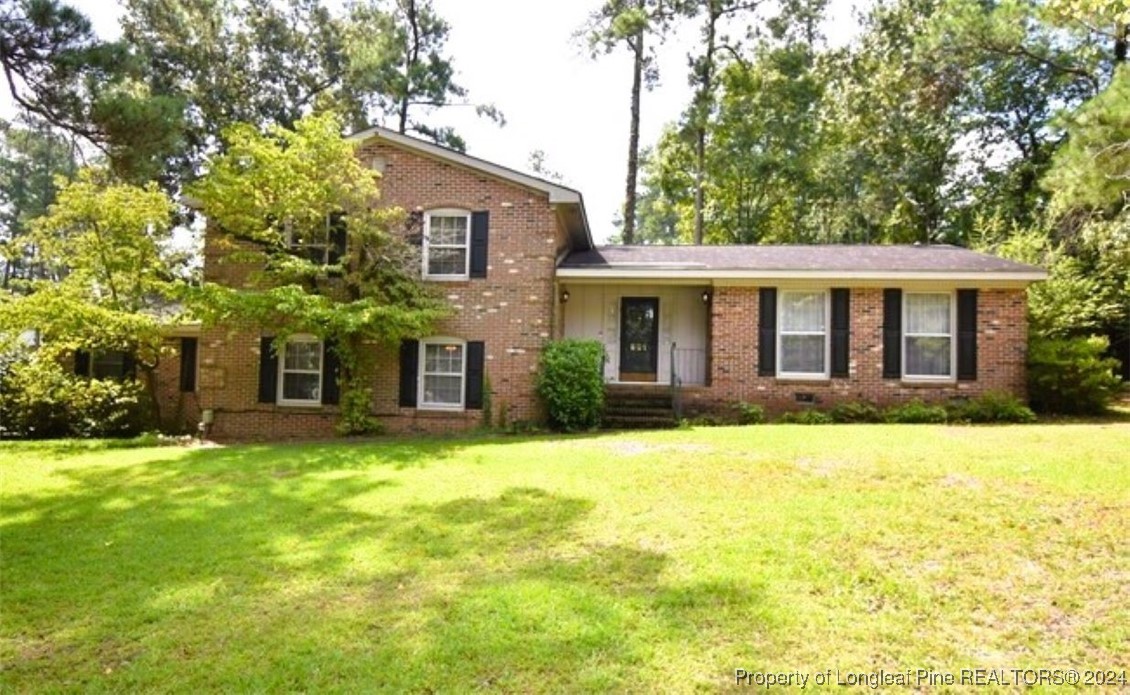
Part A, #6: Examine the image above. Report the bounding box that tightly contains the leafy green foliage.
[186,112,445,435]
[883,400,950,424]
[0,352,152,438]
[828,401,884,423]
[0,0,184,181]
[732,401,766,425]
[0,120,78,290]
[0,168,180,378]
[536,339,605,432]
[777,409,834,424]
[947,392,1037,423]
[1028,335,1122,414]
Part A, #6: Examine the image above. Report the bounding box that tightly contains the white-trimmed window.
[89,351,127,379]
[777,290,829,378]
[423,209,470,279]
[278,336,323,405]
[904,292,955,380]
[285,214,345,264]
[419,338,465,409]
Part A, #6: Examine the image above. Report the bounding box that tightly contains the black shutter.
[258,336,278,403]
[470,211,489,278]
[121,352,136,379]
[321,338,341,404]
[882,289,902,379]
[758,288,777,376]
[398,339,419,407]
[74,349,91,376]
[831,288,850,378]
[179,338,198,392]
[957,289,978,381]
[465,341,485,409]
[327,212,347,266]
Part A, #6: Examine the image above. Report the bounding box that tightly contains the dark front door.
[619,297,659,382]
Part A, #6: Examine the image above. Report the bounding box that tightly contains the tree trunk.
[1116,22,1127,65]
[692,6,719,245]
[398,0,421,134]
[622,29,644,245]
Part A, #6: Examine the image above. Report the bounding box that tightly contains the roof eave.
[556,268,1048,284]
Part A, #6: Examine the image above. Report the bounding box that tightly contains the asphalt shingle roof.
[559,244,1042,275]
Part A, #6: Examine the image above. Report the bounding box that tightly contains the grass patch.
[2,424,1128,691]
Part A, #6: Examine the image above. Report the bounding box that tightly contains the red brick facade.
[181,133,1034,440]
[194,137,561,440]
[683,285,1028,415]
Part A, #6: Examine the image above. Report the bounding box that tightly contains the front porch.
[558,283,711,387]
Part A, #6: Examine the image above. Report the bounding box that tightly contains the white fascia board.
[349,126,582,204]
[556,268,1048,284]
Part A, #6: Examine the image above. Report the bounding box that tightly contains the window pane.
[780,292,825,331]
[429,216,468,245]
[906,336,951,376]
[92,351,125,379]
[425,343,463,374]
[906,294,951,334]
[283,372,321,401]
[284,342,321,371]
[427,248,467,276]
[424,374,462,405]
[780,335,825,374]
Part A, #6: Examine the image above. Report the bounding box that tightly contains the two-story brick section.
[154,126,1046,439]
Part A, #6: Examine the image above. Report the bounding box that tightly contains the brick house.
[156,126,1046,438]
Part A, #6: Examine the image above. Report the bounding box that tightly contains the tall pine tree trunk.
[622,29,644,245]
[692,5,719,245]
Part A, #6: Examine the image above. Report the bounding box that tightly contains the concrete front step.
[603,386,676,430]
[602,414,679,430]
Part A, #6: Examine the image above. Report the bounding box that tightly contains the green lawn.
[2,423,1128,692]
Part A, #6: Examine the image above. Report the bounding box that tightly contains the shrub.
[733,402,766,425]
[949,392,1036,424]
[778,409,834,424]
[829,401,883,423]
[0,353,153,438]
[1027,335,1122,414]
[536,339,605,431]
[884,400,949,424]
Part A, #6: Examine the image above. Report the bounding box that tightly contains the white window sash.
[903,292,956,380]
[423,211,471,279]
[777,290,830,379]
[418,339,466,410]
[277,338,324,406]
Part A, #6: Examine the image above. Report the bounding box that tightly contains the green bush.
[949,391,1036,424]
[1027,335,1122,414]
[884,400,949,424]
[829,401,883,423]
[536,339,605,432]
[732,402,766,425]
[778,409,834,424]
[0,353,152,439]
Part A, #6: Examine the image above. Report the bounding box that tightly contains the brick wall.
[683,285,1028,415]
[196,138,561,440]
[150,337,201,434]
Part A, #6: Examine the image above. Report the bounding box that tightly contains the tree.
[343,0,503,151]
[185,112,447,434]
[0,0,184,181]
[681,0,769,244]
[0,119,78,289]
[583,0,673,244]
[121,0,499,186]
[0,167,181,424]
